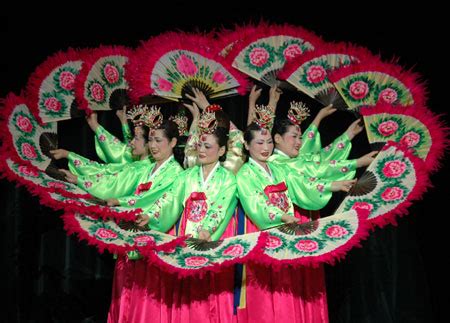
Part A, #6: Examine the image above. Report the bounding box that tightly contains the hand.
[86,112,99,131]
[198,229,211,241]
[249,85,262,105]
[49,149,69,160]
[356,151,378,168]
[268,85,282,110]
[185,88,210,110]
[135,214,150,227]
[116,106,128,125]
[281,214,299,224]
[183,102,200,120]
[345,119,364,140]
[58,169,78,184]
[315,104,336,122]
[331,179,357,193]
[106,198,120,207]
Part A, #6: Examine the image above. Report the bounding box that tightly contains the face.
[131,126,148,157]
[197,134,225,166]
[275,125,302,158]
[245,129,274,162]
[148,129,176,162]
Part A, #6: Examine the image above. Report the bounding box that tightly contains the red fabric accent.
[293,205,320,223]
[134,181,152,195]
[263,182,287,196]
[205,104,222,112]
[179,192,207,235]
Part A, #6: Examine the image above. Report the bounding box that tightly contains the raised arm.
[248,85,262,125]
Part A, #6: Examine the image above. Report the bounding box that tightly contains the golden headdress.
[254,104,275,130]
[198,104,223,135]
[126,104,150,127]
[169,112,188,136]
[287,101,310,125]
[142,105,164,130]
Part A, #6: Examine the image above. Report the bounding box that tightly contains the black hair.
[272,118,296,138]
[212,110,230,162]
[158,119,179,141]
[243,122,267,144]
[173,135,187,166]
[214,127,229,162]
[133,125,150,144]
[242,122,273,161]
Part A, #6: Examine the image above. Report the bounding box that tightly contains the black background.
[1,5,448,322]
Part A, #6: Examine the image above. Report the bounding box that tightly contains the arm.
[94,124,135,164]
[116,106,133,143]
[74,162,151,200]
[299,105,336,156]
[267,85,282,112]
[133,172,186,232]
[316,119,363,161]
[248,85,262,125]
[66,151,125,177]
[236,169,289,230]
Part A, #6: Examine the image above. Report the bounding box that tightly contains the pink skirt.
[235,217,329,323]
[108,216,237,323]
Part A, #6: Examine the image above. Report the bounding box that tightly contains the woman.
[51,105,181,201]
[109,103,238,322]
[235,116,368,322]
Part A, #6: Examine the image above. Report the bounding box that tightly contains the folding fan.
[3,94,58,172]
[128,32,248,103]
[75,46,132,113]
[361,104,435,160]
[334,142,429,228]
[61,211,188,255]
[25,48,85,123]
[1,157,89,198]
[328,61,426,113]
[145,231,264,276]
[259,208,369,267]
[0,156,141,222]
[278,43,378,109]
[224,23,323,88]
[44,191,140,221]
[215,24,261,58]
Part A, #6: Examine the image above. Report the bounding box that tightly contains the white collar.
[200,161,220,187]
[249,157,273,180]
[150,155,174,180]
[273,148,290,158]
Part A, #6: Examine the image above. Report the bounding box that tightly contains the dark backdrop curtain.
[1,8,448,323]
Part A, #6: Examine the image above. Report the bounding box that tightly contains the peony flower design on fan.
[150,50,242,100]
[75,47,132,113]
[362,104,433,162]
[25,49,84,123]
[5,95,57,171]
[4,158,87,197]
[62,212,185,255]
[329,61,426,112]
[336,143,426,228]
[278,42,376,109]
[262,209,366,264]
[127,31,248,103]
[233,35,315,87]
